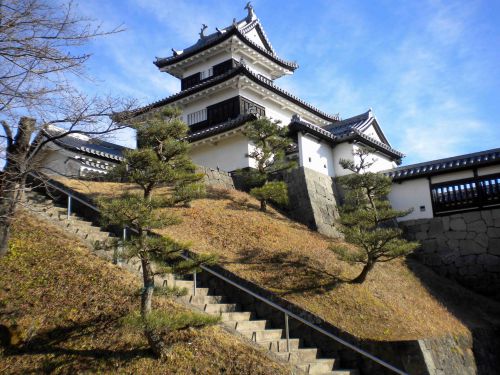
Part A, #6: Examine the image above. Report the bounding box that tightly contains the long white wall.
[189,132,251,172]
[298,132,335,176]
[388,178,434,221]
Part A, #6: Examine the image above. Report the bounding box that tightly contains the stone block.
[481,210,494,226]
[467,232,477,239]
[475,232,489,248]
[489,239,500,255]
[450,218,466,231]
[415,231,428,241]
[447,239,459,250]
[459,240,485,255]
[462,255,477,265]
[468,219,487,233]
[494,219,500,227]
[487,227,500,239]
[491,209,500,219]
[463,211,482,223]
[428,220,444,236]
[477,254,500,267]
[422,239,439,252]
[442,216,450,231]
[446,231,467,240]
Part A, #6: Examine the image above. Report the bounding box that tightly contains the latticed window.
[186,108,207,125]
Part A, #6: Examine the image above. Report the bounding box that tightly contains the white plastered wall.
[388,178,434,221]
[430,170,474,184]
[298,132,335,176]
[478,165,500,176]
[182,51,233,78]
[189,132,251,172]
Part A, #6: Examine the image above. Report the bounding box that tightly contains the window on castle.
[187,108,207,126]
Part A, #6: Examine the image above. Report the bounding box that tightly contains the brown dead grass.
[52,178,500,341]
[0,212,288,374]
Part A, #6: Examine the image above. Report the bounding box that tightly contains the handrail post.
[67,195,72,220]
[285,313,290,353]
[193,271,197,296]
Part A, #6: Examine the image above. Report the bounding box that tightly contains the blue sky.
[75,0,500,165]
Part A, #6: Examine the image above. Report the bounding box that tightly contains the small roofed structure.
[385,148,500,221]
[33,125,127,177]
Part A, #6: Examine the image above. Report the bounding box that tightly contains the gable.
[244,27,268,50]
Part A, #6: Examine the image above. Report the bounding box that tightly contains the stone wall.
[196,165,235,190]
[402,208,500,299]
[278,167,341,238]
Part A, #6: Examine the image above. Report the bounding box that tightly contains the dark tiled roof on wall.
[43,126,127,162]
[289,117,404,160]
[385,148,500,181]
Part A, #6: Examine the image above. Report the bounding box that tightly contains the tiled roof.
[43,125,127,162]
[289,117,404,160]
[127,64,339,122]
[188,114,256,142]
[325,110,390,145]
[154,18,297,71]
[385,148,500,181]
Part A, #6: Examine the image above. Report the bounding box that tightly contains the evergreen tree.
[98,107,215,357]
[238,118,295,212]
[331,148,419,283]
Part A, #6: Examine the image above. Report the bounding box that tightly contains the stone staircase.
[25,189,359,375]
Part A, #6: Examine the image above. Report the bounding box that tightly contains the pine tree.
[98,107,215,357]
[331,148,419,283]
[238,117,295,212]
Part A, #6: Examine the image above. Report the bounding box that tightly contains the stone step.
[162,279,194,290]
[274,348,318,363]
[196,303,239,314]
[228,319,267,331]
[180,294,225,305]
[296,359,335,374]
[258,338,300,352]
[240,329,283,342]
[220,311,252,322]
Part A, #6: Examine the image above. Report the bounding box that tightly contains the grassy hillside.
[0,212,289,374]
[54,178,500,341]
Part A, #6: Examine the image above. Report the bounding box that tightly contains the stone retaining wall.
[196,165,235,190]
[402,208,500,299]
[277,167,341,238]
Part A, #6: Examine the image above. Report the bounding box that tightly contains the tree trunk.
[0,117,36,257]
[260,199,267,212]
[351,260,375,284]
[140,255,167,357]
[140,256,154,317]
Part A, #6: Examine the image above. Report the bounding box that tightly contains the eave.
[155,29,297,79]
[385,148,500,182]
[126,65,339,124]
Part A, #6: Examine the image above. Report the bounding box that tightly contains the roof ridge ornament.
[244,2,256,22]
[199,24,208,39]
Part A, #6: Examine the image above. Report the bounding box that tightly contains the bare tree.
[0,0,134,256]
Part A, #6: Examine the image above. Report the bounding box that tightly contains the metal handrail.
[27,173,407,374]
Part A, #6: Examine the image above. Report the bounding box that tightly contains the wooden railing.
[430,173,500,215]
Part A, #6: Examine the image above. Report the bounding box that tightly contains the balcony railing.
[430,173,500,215]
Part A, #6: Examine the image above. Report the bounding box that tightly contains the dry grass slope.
[0,212,289,374]
[54,178,500,341]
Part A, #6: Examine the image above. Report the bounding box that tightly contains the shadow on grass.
[232,246,345,296]
[4,315,153,373]
[405,257,500,374]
